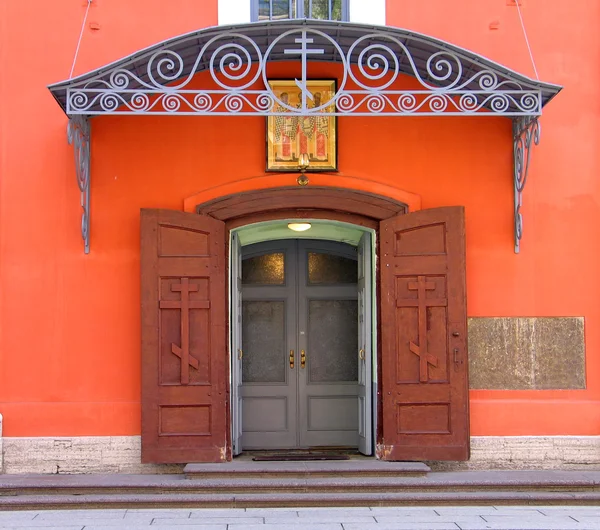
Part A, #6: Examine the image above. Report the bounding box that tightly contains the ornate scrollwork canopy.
[49,20,560,117]
[47,20,561,253]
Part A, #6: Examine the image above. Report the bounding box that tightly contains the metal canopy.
[48,20,561,254]
[49,20,560,117]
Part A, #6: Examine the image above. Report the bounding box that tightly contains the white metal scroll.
[65,27,542,117]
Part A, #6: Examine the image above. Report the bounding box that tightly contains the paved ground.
[1,506,600,530]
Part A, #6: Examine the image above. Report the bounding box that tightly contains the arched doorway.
[140,187,469,463]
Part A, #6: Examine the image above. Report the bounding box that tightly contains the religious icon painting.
[266,79,337,172]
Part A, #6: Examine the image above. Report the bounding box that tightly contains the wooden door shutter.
[141,209,227,463]
[380,207,469,461]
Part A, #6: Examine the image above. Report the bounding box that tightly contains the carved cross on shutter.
[142,210,227,464]
[406,275,439,382]
[159,277,209,385]
[380,207,469,461]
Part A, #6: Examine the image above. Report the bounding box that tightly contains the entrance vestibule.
[230,220,375,455]
[140,191,469,464]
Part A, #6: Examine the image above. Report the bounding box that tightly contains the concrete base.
[430,436,600,471]
[1,435,600,474]
[1,436,183,475]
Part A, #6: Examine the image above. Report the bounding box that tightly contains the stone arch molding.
[183,175,422,215]
[193,186,409,223]
[47,20,561,254]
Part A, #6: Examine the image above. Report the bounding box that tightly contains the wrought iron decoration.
[55,24,554,253]
[67,115,91,254]
[65,28,542,117]
[513,116,540,253]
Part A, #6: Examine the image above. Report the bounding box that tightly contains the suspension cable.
[69,0,93,79]
[515,1,539,80]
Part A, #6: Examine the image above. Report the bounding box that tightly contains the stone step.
[2,490,600,510]
[2,475,598,497]
[2,470,599,502]
[183,460,431,478]
[3,470,599,510]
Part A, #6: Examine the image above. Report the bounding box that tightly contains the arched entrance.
[212,189,395,456]
[140,186,469,463]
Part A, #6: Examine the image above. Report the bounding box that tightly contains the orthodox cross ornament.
[284,33,324,111]
[49,21,560,253]
[406,276,441,383]
[159,278,208,385]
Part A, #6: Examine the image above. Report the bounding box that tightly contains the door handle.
[300,350,306,369]
[359,348,365,361]
[238,349,243,360]
[453,348,460,368]
[289,350,295,369]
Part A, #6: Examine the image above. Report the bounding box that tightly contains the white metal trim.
[219,0,252,25]
[61,25,547,117]
[349,0,385,26]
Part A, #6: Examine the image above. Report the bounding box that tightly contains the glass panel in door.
[242,301,286,383]
[242,253,285,285]
[308,299,358,382]
[307,252,358,284]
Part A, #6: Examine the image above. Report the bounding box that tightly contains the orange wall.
[1,0,599,437]
[386,0,600,435]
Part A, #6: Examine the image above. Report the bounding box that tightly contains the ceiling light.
[288,223,312,232]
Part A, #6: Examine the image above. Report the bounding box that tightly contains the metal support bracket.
[67,115,91,254]
[64,112,540,256]
[513,115,540,253]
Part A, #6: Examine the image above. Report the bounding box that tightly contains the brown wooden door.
[380,206,469,461]
[141,209,227,463]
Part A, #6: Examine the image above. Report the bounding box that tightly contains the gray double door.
[235,238,370,451]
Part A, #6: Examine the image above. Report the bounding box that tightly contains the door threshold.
[249,449,359,462]
[236,449,370,462]
[183,459,431,478]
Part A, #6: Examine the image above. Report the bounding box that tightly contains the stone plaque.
[468,317,585,390]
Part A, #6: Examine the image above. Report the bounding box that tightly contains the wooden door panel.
[158,224,210,256]
[394,276,449,384]
[141,209,227,464]
[380,207,469,462]
[397,385,451,402]
[396,403,451,434]
[392,222,447,255]
[159,277,211,386]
